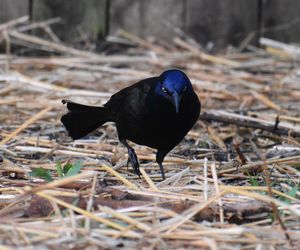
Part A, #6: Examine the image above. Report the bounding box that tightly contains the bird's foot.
[127,148,141,177]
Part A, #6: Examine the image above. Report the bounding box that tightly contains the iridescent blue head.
[155,69,193,113]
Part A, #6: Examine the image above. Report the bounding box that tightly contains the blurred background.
[1,0,300,52]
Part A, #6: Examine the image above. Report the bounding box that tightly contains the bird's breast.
[115,90,200,150]
[129,95,199,149]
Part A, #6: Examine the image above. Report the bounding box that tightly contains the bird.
[61,69,200,179]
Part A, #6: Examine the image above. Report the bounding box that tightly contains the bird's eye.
[162,87,168,93]
[182,86,187,92]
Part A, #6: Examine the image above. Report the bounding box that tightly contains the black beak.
[172,91,180,113]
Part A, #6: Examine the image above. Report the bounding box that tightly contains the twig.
[0,106,52,145]
[84,173,98,231]
[9,30,101,58]
[140,167,159,191]
[200,111,300,137]
[100,165,140,191]
[17,17,62,32]
[161,191,227,233]
[118,29,166,54]
[203,158,208,201]
[233,143,247,165]
[0,16,29,31]
[251,141,293,247]
[174,37,239,67]
[250,90,283,112]
[211,163,224,223]
[260,37,300,60]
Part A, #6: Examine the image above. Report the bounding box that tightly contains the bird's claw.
[127,148,141,177]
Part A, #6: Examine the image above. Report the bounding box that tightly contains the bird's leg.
[158,162,166,180]
[156,150,168,180]
[120,139,140,177]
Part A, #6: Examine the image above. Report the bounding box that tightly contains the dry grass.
[0,17,300,249]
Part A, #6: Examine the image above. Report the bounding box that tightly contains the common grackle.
[61,69,200,179]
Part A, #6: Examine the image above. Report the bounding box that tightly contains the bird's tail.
[61,100,111,140]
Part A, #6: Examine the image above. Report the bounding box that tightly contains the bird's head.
[155,69,193,113]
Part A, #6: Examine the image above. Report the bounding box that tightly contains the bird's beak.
[172,91,180,113]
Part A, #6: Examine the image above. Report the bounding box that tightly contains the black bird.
[61,69,200,179]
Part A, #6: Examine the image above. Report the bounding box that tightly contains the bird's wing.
[104,77,157,114]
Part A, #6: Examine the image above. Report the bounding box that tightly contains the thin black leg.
[120,139,140,177]
[156,149,169,180]
[158,162,166,180]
